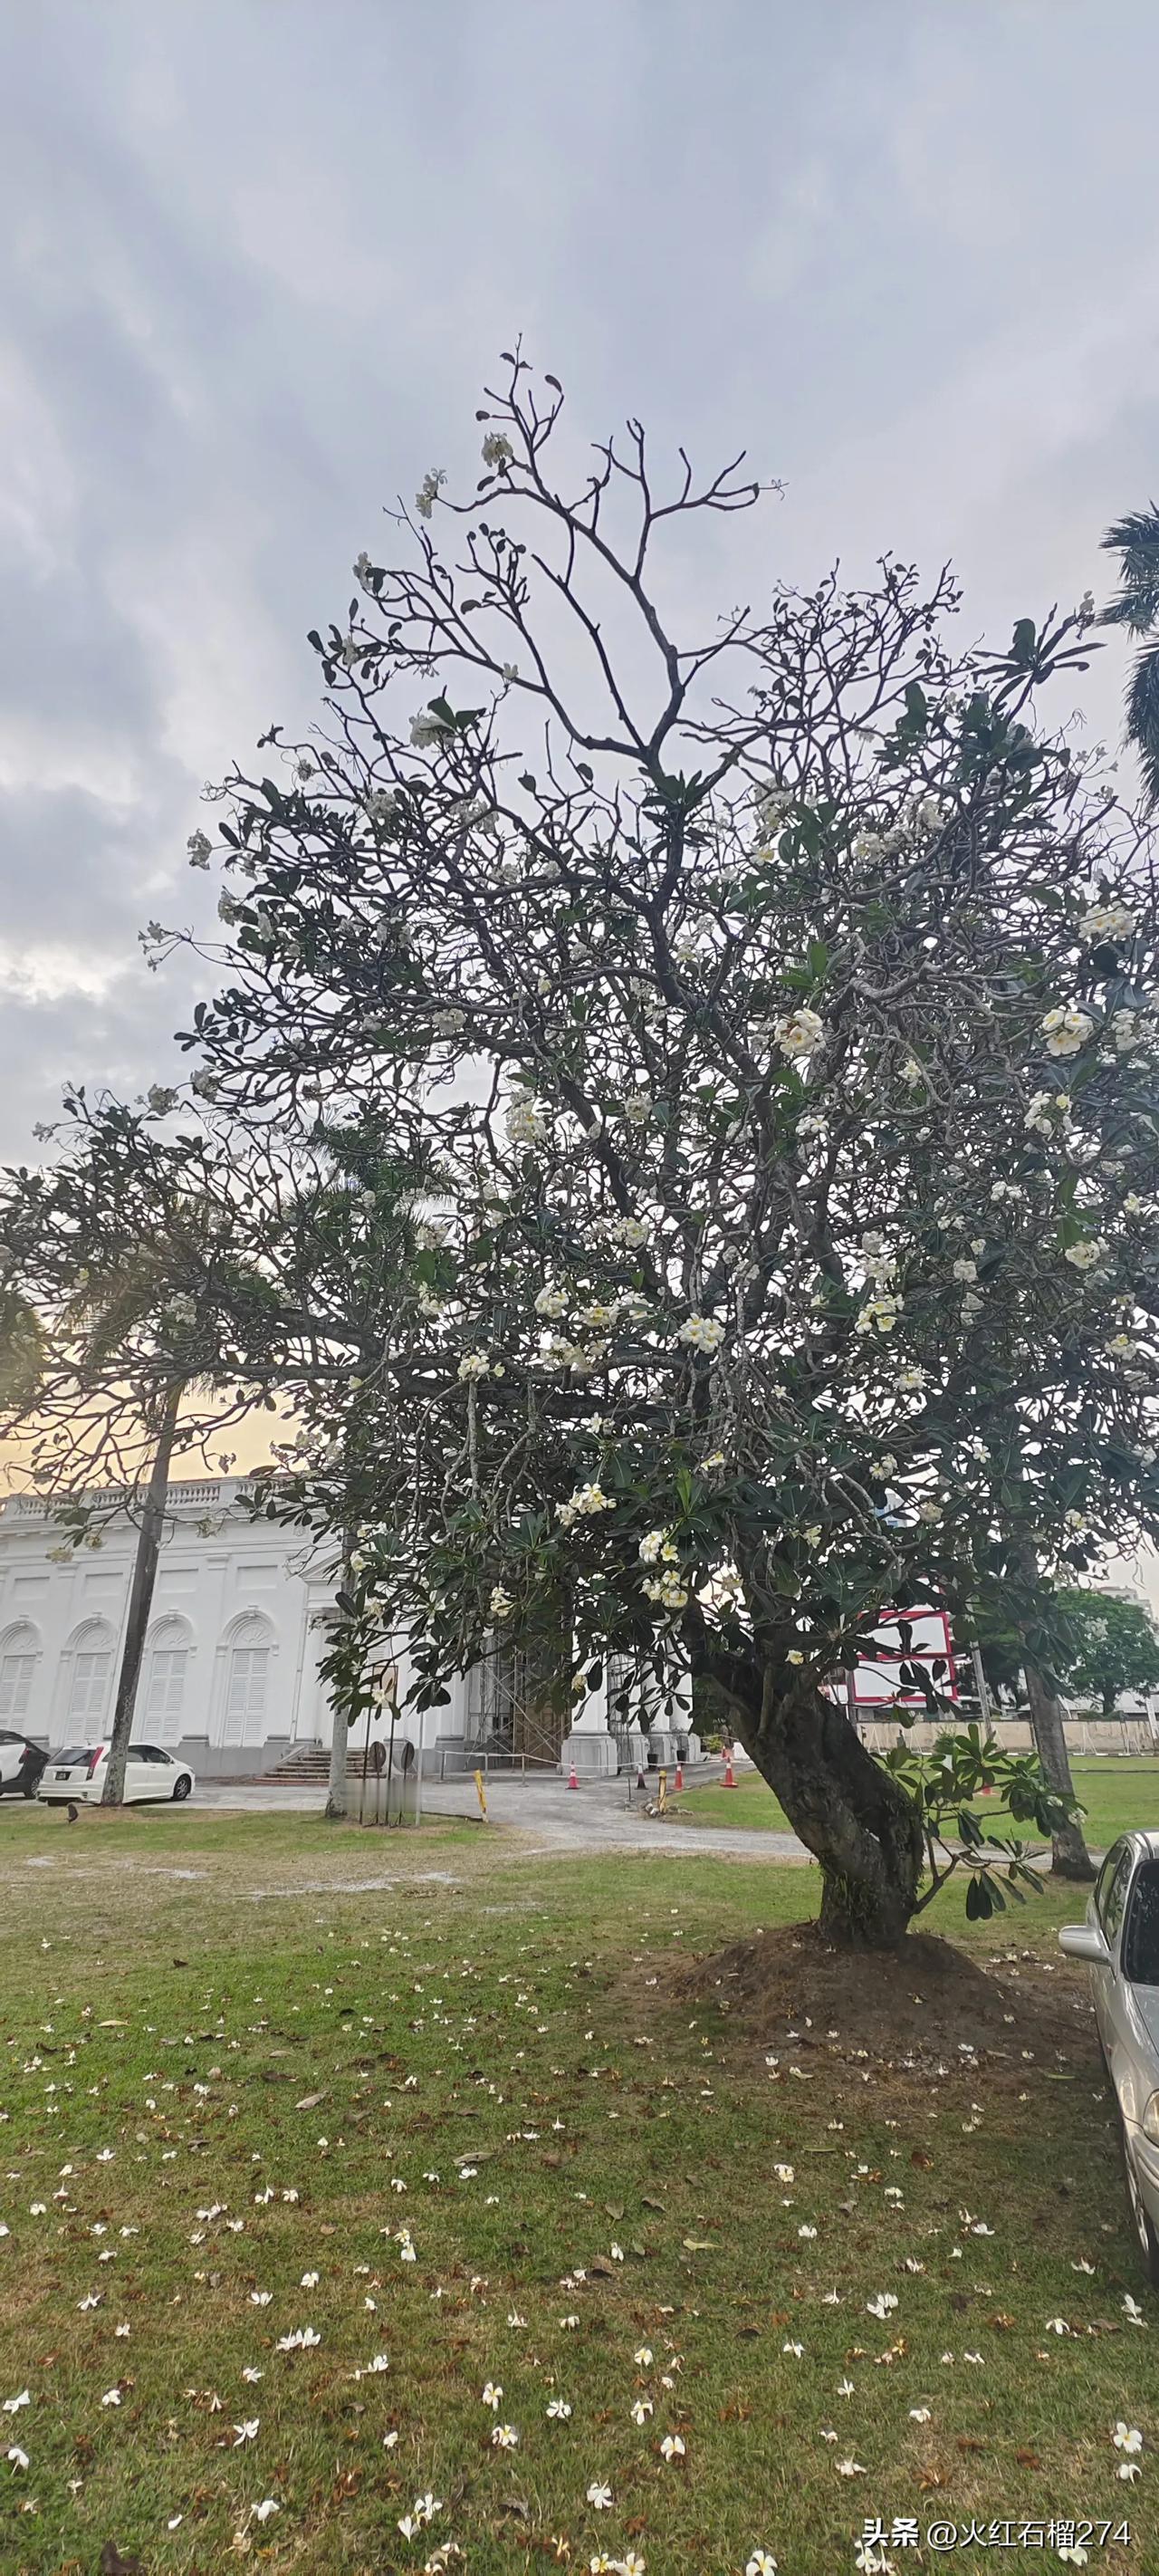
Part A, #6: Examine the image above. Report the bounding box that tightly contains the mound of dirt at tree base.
[672,1923,1098,2090]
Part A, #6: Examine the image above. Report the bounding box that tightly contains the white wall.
[0,1480,471,1778]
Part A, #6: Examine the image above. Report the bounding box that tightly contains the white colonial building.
[0,1477,697,1780]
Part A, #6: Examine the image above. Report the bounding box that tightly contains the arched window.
[221,1612,275,1746]
[63,1619,116,1728]
[143,1615,193,1745]
[0,1620,41,1723]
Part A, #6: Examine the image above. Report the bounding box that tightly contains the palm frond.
[0,1288,45,1412]
[1100,505,1159,630]
[1125,636,1159,810]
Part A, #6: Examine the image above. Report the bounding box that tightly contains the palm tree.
[1101,505,1159,806]
[0,1285,45,1412]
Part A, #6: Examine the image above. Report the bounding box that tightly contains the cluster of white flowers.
[639,1529,679,1566]
[539,1338,601,1375]
[190,1069,221,1102]
[855,1293,901,1337]
[1025,1090,1071,1136]
[860,1231,896,1286]
[481,429,513,469]
[534,1286,570,1319]
[952,1257,978,1284]
[1064,1238,1106,1273]
[430,1005,465,1037]
[1081,899,1135,943]
[774,1004,824,1061]
[899,1056,924,1087]
[622,1090,653,1127]
[409,709,448,750]
[754,783,794,834]
[596,1212,649,1250]
[415,467,445,520]
[677,1314,725,1356]
[363,789,396,826]
[352,549,375,592]
[1109,1006,1154,1054]
[1041,1004,1094,1059]
[643,1570,689,1612]
[457,1353,492,1382]
[506,1099,547,1148]
[895,1363,927,1392]
[557,1483,617,1531]
[488,1585,513,1619]
[146,1085,177,1117]
[187,829,212,870]
[217,891,241,926]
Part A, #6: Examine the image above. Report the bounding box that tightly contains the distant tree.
[1055,1584,1159,1717]
[1100,505,1159,807]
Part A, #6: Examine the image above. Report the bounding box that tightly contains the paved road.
[191,1771,809,1863]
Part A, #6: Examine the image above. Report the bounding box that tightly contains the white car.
[0,1730,49,1796]
[37,1742,196,1805]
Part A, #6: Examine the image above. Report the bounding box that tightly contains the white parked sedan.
[37,1742,196,1805]
[1060,1829,1159,2284]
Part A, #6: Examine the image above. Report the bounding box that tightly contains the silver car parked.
[1060,1830,1159,2284]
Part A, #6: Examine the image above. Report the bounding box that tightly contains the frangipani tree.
[31,357,1159,1941]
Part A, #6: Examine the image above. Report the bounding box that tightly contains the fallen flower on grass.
[908,2407,932,2424]
[745,2551,777,2576]
[659,2434,685,2461]
[253,2502,280,2523]
[633,2345,652,2367]
[629,2399,652,2425]
[1118,2462,1142,2483]
[547,2399,572,2420]
[482,2382,503,2410]
[101,2389,121,2408]
[491,2424,519,2449]
[5,2446,28,2472]
[586,2480,613,2509]
[835,2457,867,2477]
[2,2393,29,2415]
[1113,2423,1144,2453]
[232,2420,259,2446]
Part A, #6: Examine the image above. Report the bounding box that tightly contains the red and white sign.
[847,1605,958,1707]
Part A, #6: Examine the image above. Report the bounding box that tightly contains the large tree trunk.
[1022,1658,1096,1879]
[101,1383,182,1807]
[719,1661,924,1946]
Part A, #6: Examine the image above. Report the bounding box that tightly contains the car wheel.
[1121,2118,1159,2289]
[171,1774,192,1802]
[21,1776,37,1799]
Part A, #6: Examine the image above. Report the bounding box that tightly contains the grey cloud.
[1,0,1158,1158]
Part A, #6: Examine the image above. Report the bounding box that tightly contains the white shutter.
[69,1652,110,1723]
[224,1646,269,1745]
[146,1648,187,1745]
[0,1653,35,1719]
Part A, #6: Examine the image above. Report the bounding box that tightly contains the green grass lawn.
[0,1801,1154,2573]
[675,1755,1159,1850]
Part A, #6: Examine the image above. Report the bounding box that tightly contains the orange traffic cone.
[567,1756,579,1790]
[675,1760,684,1793]
[723,1749,736,1789]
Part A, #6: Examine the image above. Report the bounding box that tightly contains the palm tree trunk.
[101,1384,182,1807]
[325,1704,350,1819]
[1022,1658,1096,1879]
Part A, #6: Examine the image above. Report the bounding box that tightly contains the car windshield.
[53,1745,98,1767]
[1124,1860,1159,1986]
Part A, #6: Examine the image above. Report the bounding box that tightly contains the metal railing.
[438,1745,559,1782]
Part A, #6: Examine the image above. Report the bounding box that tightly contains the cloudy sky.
[3,0,1157,1165]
